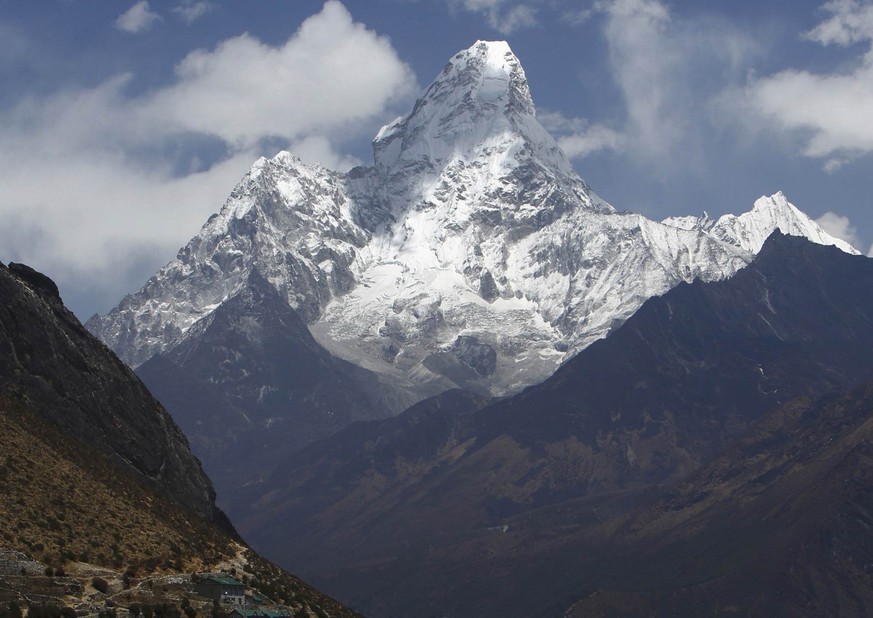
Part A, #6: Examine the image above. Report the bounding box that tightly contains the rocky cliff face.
[86,41,857,407]
[0,261,220,524]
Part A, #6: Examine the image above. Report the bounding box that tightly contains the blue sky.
[1,0,872,318]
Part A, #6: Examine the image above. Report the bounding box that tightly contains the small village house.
[194,575,246,606]
[229,610,290,618]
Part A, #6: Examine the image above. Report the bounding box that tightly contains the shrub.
[27,604,61,618]
[92,576,110,594]
[153,604,180,618]
[1,602,23,618]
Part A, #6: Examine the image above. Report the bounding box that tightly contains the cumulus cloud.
[145,1,415,149]
[815,211,861,248]
[116,1,162,34]
[748,0,873,168]
[449,0,538,34]
[0,1,415,317]
[173,0,214,24]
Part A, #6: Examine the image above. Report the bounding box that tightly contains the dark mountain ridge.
[136,270,401,500]
[0,261,220,525]
[0,261,362,617]
[230,233,873,617]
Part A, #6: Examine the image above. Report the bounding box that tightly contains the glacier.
[87,40,859,406]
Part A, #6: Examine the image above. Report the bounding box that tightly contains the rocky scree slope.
[86,41,857,407]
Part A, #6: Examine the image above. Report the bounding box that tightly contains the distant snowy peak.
[714,192,859,255]
[663,191,859,255]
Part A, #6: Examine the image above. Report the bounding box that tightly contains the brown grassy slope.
[0,395,231,572]
[0,396,363,617]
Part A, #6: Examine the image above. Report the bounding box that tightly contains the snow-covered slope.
[87,40,859,402]
[663,192,859,255]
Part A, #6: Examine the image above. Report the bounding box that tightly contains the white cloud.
[289,135,363,172]
[815,211,861,248]
[173,1,214,24]
[868,244,873,257]
[539,111,624,159]
[596,0,675,160]
[0,1,415,317]
[116,1,162,34]
[558,125,625,158]
[449,0,538,34]
[748,0,873,168]
[145,0,416,149]
[804,0,873,45]
[593,0,760,172]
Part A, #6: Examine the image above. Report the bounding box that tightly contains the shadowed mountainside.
[0,262,219,523]
[231,234,873,617]
[0,261,362,618]
[136,271,404,502]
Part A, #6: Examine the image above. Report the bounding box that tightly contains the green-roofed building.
[194,575,246,606]
[229,610,290,618]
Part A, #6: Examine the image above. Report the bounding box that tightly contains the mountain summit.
[88,40,857,407]
[372,40,597,216]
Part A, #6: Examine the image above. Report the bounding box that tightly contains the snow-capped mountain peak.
[371,41,602,219]
[374,40,533,169]
[88,42,859,407]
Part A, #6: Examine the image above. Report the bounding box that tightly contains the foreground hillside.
[0,262,218,523]
[0,261,361,618]
[0,397,360,618]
